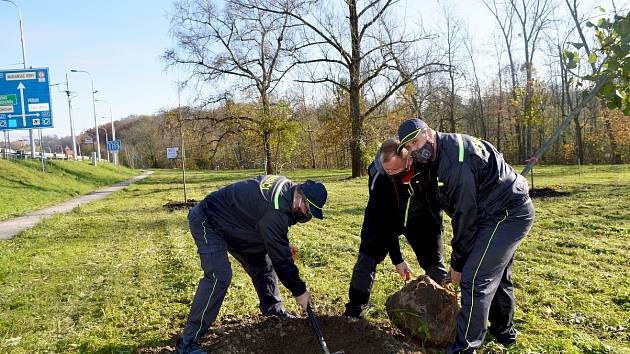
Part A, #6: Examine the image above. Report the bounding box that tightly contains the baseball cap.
[398,118,429,150]
[300,180,327,219]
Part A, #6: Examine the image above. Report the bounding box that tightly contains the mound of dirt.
[529,187,571,198]
[139,314,427,354]
[386,275,459,348]
[163,200,198,211]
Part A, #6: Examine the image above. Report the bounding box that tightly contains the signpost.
[107,140,122,152]
[166,147,178,159]
[85,137,93,145]
[0,68,53,131]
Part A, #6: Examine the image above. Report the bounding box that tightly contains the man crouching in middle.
[343,138,448,319]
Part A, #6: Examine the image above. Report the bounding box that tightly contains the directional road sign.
[107,140,122,152]
[0,68,53,131]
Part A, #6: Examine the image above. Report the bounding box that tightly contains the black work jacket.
[433,133,530,271]
[199,175,306,296]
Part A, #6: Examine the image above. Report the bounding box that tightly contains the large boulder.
[386,275,460,348]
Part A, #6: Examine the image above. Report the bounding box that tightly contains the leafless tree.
[244,0,447,177]
[510,0,555,158]
[439,2,467,133]
[483,0,523,159]
[163,0,299,173]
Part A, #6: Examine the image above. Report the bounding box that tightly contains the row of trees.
[44,0,630,174]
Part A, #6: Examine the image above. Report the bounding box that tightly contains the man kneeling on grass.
[176,175,327,354]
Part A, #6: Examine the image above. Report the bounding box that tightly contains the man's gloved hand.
[395,261,413,281]
[294,290,311,312]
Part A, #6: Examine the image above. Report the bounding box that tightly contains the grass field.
[0,159,138,221]
[0,165,628,353]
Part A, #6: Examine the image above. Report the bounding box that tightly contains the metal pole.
[65,73,78,160]
[178,87,187,203]
[100,127,109,163]
[96,99,117,164]
[70,70,100,163]
[38,128,45,172]
[1,0,36,158]
[110,106,117,165]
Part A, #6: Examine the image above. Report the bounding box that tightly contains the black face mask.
[292,208,312,224]
[411,140,435,164]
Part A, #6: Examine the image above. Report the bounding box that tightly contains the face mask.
[411,140,434,164]
[292,208,312,224]
[292,191,312,224]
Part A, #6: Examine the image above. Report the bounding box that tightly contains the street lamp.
[1,0,36,159]
[70,69,101,162]
[95,98,117,164]
[98,126,109,162]
[51,74,78,160]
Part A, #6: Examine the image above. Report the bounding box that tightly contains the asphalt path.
[0,170,153,241]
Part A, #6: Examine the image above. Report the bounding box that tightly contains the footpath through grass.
[0,159,138,221]
[0,165,628,353]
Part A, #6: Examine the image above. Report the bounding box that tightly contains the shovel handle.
[306,304,331,354]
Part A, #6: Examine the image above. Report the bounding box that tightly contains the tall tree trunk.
[497,69,503,151]
[261,91,274,174]
[603,119,621,163]
[449,70,456,132]
[349,0,364,177]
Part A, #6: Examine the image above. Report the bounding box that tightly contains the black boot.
[176,337,207,354]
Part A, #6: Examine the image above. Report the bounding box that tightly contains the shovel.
[306,304,344,354]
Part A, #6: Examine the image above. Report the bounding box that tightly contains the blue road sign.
[107,140,122,152]
[0,68,53,131]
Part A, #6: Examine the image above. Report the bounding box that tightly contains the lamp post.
[70,69,101,163]
[1,0,36,158]
[95,99,117,164]
[98,126,109,162]
[50,74,78,160]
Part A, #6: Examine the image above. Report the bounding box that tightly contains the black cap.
[300,180,327,219]
[398,118,429,149]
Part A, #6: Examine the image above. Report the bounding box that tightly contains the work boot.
[264,309,295,321]
[488,326,517,346]
[342,306,363,320]
[176,337,207,354]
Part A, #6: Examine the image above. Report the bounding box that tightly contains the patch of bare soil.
[529,187,571,198]
[138,314,429,354]
[163,200,199,211]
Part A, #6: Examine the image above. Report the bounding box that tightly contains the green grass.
[0,159,138,221]
[0,165,628,353]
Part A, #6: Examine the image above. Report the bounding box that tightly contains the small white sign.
[0,106,13,113]
[167,147,179,159]
[85,137,93,144]
[28,103,49,112]
[6,72,36,81]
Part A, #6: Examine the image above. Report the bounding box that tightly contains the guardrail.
[0,149,100,161]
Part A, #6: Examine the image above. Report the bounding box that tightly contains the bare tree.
[484,0,523,159]
[439,2,467,133]
[509,0,555,158]
[464,31,487,140]
[245,0,446,177]
[163,0,298,174]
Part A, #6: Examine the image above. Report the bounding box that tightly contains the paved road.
[0,171,153,241]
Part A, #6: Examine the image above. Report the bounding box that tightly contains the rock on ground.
[385,275,460,348]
